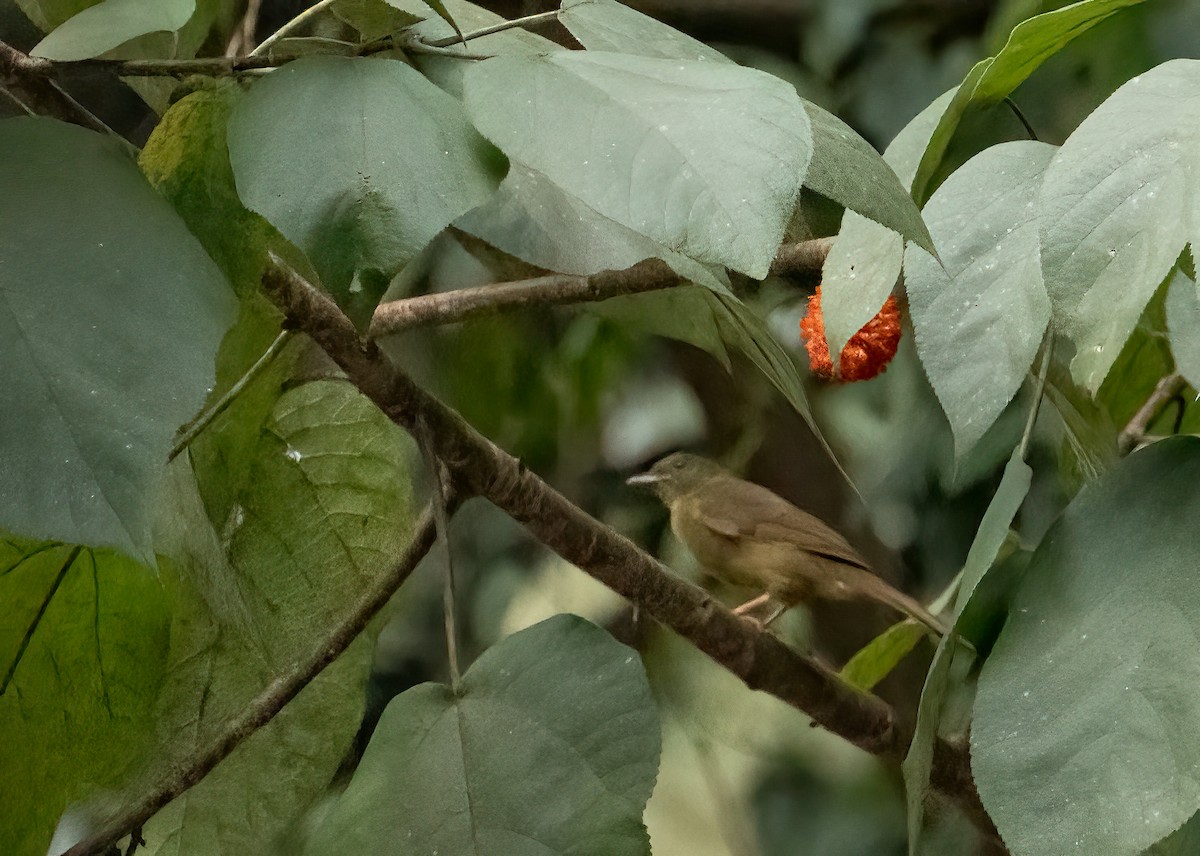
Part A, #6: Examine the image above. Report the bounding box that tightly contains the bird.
[627,452,947,635]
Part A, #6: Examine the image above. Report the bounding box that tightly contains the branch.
[1118,372,1186,454]
[261,258,997,839]
[0,41,114,135]
[421,10,560,48]
[369,238,833,337]
[61,504,441,856]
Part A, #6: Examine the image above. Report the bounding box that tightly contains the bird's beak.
[626,472,661,487]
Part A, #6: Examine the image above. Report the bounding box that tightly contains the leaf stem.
[169,330,291,462]
[1018,329,1053,463]
[421,10,559,48]
[251,0,338,57]
[419,417,461,690]
[1004,96,1039,142]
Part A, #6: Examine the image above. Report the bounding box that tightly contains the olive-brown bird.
[628,452,946,635]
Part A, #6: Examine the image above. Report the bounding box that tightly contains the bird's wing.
[692,477,871,570]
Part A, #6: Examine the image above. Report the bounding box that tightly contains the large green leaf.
[906,141,1055,460]
[558,0,728,63]
[305,614,661,856]
[15,0,98,32]
[463,51,811,279]
[909,0,1150,204]
[0,118,235,559]
[0,538,170,856]
[1166,268,1200,390]
[131,378,419,854]
[140,84,275,296]
[1039,59,1200,392]
[456,164,730,292]
[227,56,503,326]
[31,0,194,60]
[973,437,1200,856]
[819,90,954,363]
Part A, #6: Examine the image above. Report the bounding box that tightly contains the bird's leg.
[731,592,771,616]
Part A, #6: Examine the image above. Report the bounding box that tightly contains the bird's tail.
[868,579,949,637]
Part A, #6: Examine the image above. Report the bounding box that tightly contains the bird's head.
[626,452,726,503]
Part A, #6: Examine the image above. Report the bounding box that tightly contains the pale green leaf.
[820,89,954,363]
[973,437,1200,856]
[0,118,235,558]
[31,0,194,60]
[1039,59,1200,392]
[305,614,661,856]
[463,51,811,279]
[906,141,1055,460]
[1166,268,1200,391]
[559,0,728,63]
[332,0,425,41]
[227,56,503,326]
[456,164,731,292]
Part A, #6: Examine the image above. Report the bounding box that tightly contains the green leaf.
[1039,60,1200,392]
[906,141,1055,460]
[332,0,424,41]
[591,286,731,370]
[904,450,1031,853]
[140,84,275,297]
[0,118,235,559]
[0,538,170,856]
[456,164,731,292]
[418,0,463,41]
[558,0,729,63]
[1166,268,1200,391]
[136,378,419,853]
[15,0,98,32]
[840,619,928,692]
[803,100,934,255]
[333,0,427,40]
[820,89,954,363]
[31,0,194,60]
[973,437,1200,856]
[463,51,811,279]
[227,56,503,326]
[305,614,661,856]
[909,0,1150,204]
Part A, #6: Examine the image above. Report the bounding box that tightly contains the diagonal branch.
[368,237,833,337]
[262,259,996,838]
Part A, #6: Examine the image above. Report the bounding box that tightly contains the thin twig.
[1018,330,1053,462]
[1118,372,1186,454]
[0,41,119,138]
[421,10,560,48]
[368,238,834,338]
[418,416,461,689]
[60,505,441,856]
[1003,96,1039,142]
[251,0,337,57]
[169,331,291,462]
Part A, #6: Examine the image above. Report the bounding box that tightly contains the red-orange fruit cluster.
[799,286,902,382]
